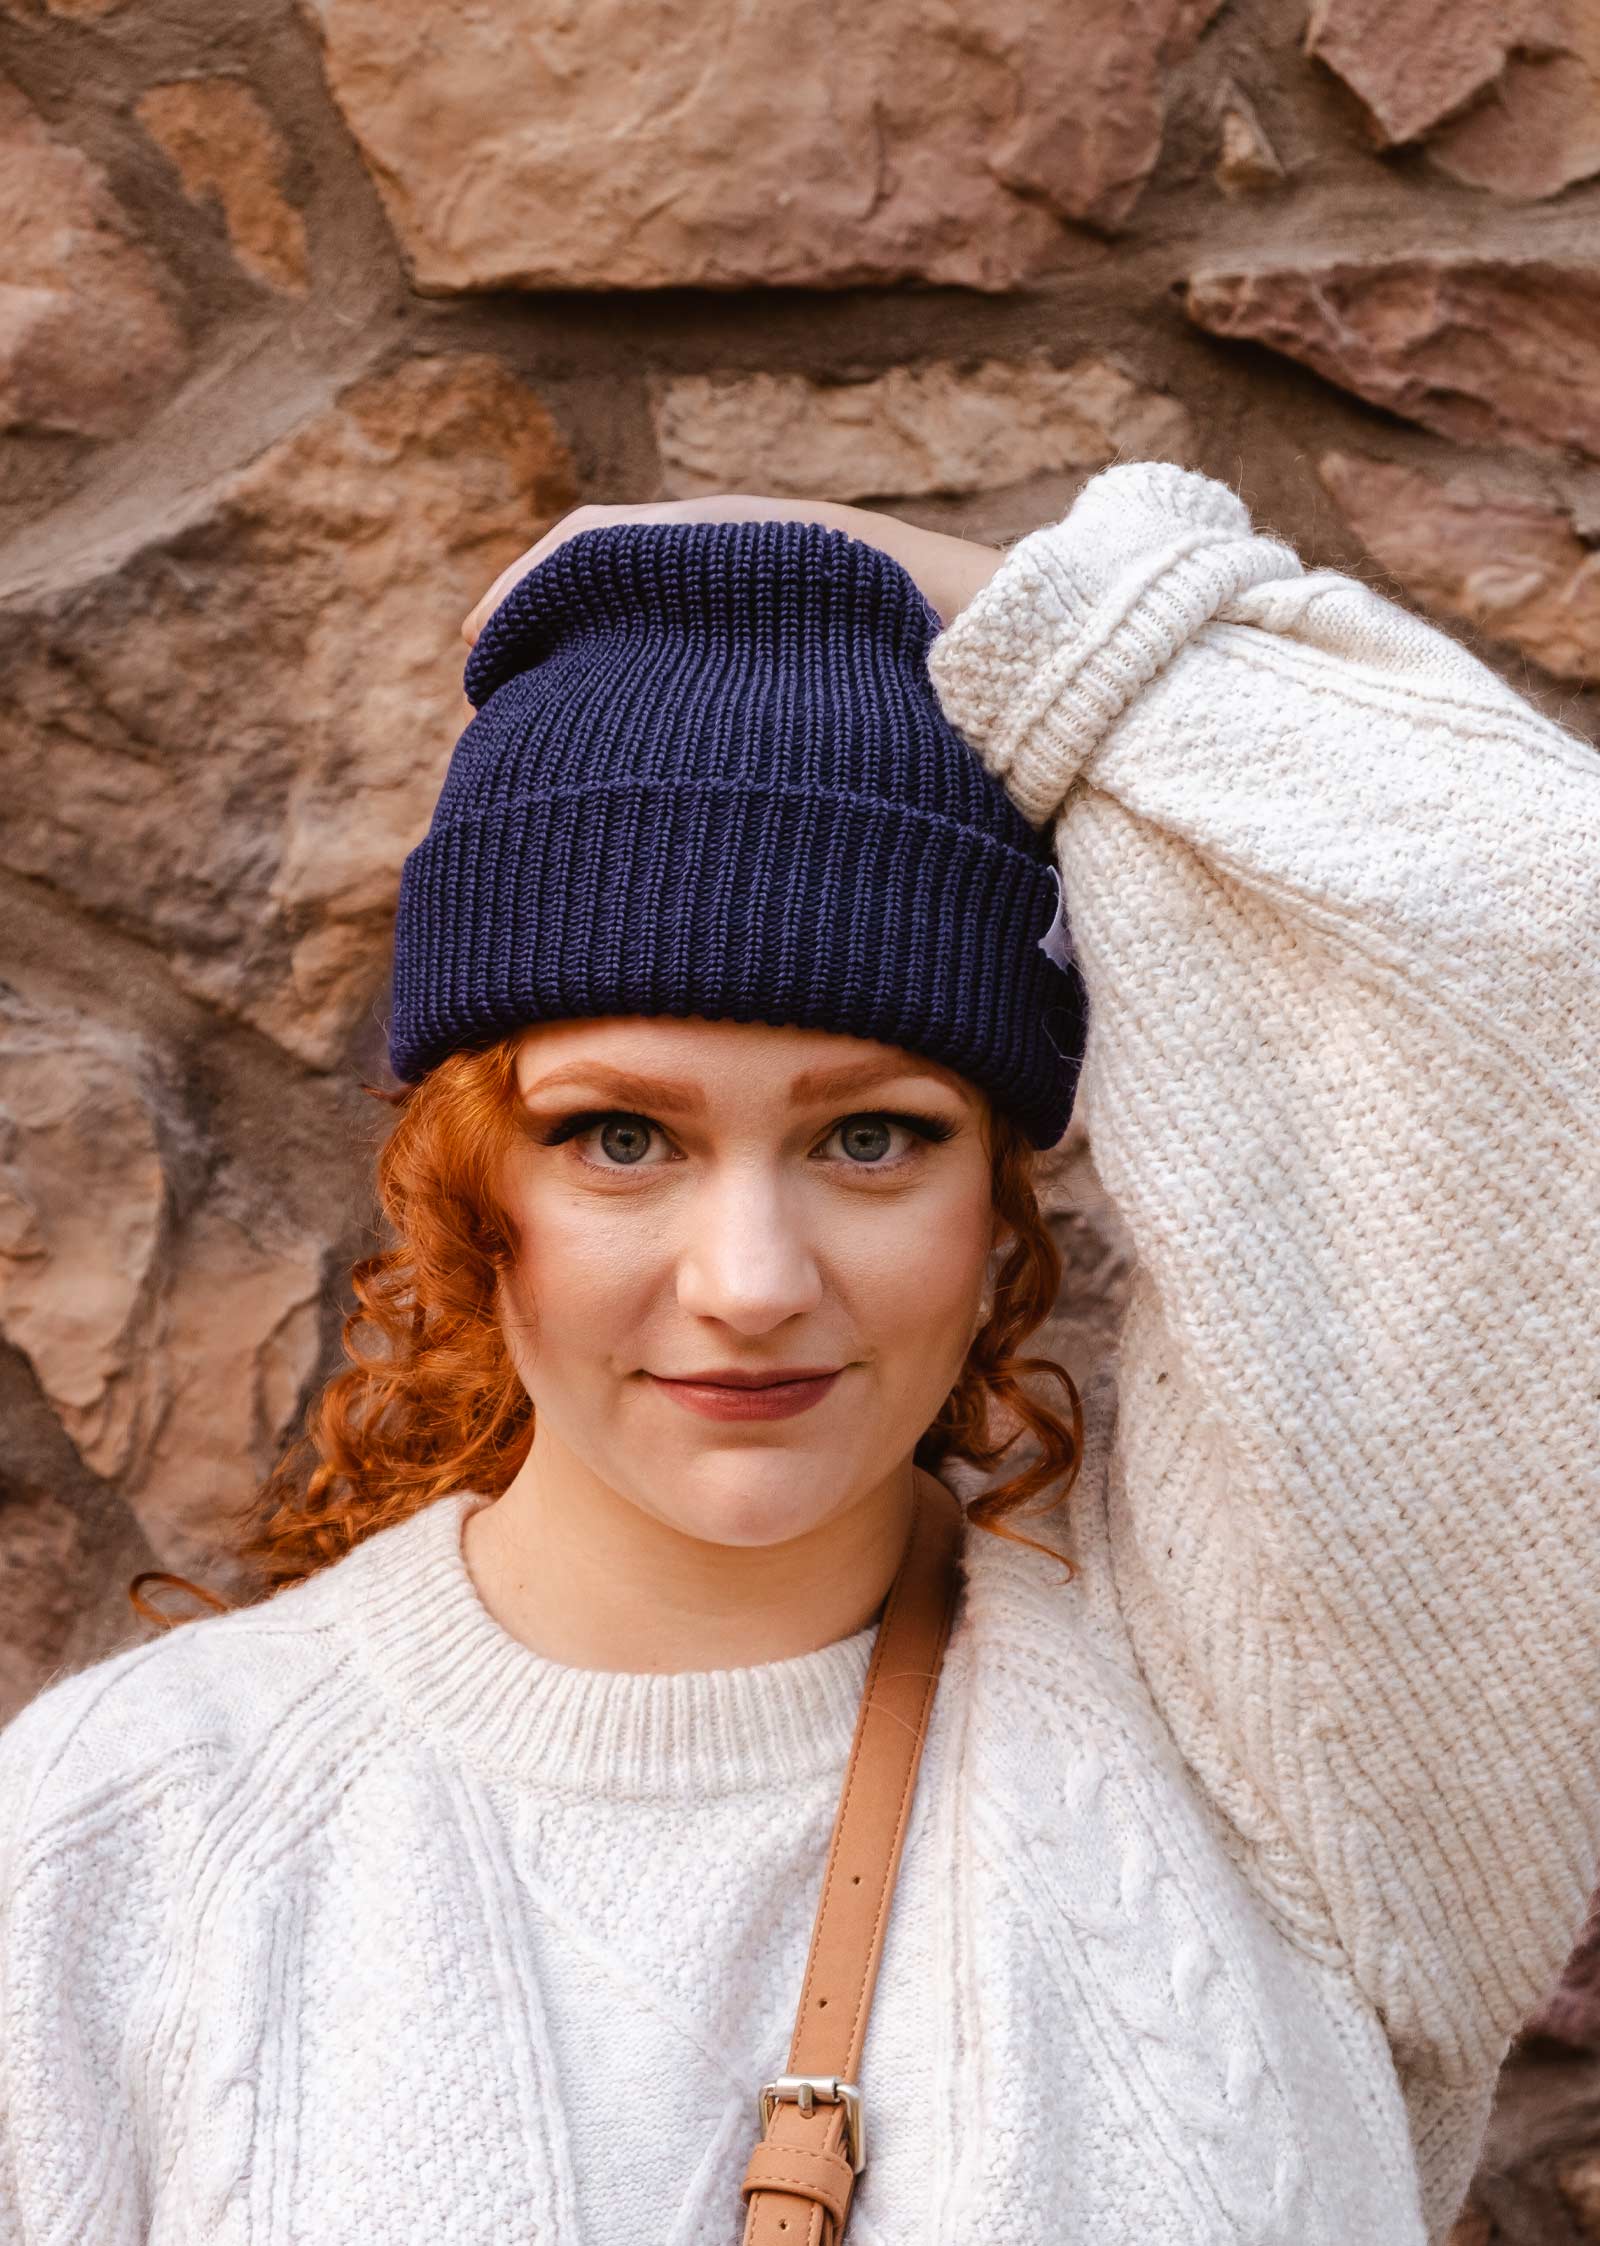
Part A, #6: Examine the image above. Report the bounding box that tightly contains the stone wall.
[1,1,1596,2231]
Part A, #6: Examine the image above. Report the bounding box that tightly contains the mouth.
[646,1366,846,1423]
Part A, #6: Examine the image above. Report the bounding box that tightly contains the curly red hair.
[129,1032,1083,1626]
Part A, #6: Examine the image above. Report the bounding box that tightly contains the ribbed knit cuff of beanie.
[388,517,1088,1147]
[928,464,1301,829]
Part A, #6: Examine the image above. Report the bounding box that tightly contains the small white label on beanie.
[1037,866,1075,972]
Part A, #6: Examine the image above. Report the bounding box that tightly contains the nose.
[674,1161,824,1335]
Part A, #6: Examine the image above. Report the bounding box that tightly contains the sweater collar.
[347,1488,882,1797]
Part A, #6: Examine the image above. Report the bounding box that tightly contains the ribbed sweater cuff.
[927,463,1301,828]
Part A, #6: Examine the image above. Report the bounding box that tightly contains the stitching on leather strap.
[740,2141,853,2226]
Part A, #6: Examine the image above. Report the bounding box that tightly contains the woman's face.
[493,1013,1001,1549]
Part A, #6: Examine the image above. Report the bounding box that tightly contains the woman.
[1,462,1596,2245]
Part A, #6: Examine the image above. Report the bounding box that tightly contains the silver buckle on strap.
[757,2075,867,2173]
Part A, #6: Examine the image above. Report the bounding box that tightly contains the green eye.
[839,1117,894,1163]
[595,1116,653,1165]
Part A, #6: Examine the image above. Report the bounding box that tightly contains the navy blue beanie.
[388,518,1085,1148]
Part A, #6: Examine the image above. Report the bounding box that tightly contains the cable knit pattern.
[3,463,1597,2245]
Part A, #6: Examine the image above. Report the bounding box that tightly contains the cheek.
[830,1176,994,1393]
[494,1185,658,1394]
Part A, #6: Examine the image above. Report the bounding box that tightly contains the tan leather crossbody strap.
[739,1467,966,2246]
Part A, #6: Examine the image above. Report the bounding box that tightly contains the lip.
[647,1366,846,1422]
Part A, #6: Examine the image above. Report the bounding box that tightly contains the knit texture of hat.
[388,518,1085,1146]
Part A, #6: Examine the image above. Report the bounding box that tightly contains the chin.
[640,1450,861,1551]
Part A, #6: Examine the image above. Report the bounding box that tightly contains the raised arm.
[927,462,1600,2091]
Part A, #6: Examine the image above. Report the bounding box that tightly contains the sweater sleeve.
[927,461,1600,2088]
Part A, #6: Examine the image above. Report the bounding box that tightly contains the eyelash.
[534,1108,957,1172]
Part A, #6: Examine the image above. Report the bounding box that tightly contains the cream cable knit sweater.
[3,464,1597,2246]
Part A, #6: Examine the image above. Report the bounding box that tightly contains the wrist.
[938,539,1005,629]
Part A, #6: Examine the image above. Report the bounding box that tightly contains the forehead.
[511,1015,981,1112]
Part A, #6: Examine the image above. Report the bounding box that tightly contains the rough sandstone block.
[1213,85,1287,196]
[0,356,578,1070]
[0,74,188,438]
[0,988,324,1578]
[1307,0,1600,199]
[652,358,1193,503]
[138,77,311,296]
[1320,452,1600,685]
[303,0,1222,291]
[1430,15,1600,197]
[1307,0,1537,145]
[1186,259,1600,463]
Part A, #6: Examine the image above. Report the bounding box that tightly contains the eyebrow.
[518,1058,971,1113]
[800,1060,969,1104]
[520,1063,708,1111]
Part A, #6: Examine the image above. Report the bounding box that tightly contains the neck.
[461,1425,917,1673]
